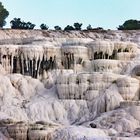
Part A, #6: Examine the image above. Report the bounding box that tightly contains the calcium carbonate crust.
[0,30,139,139]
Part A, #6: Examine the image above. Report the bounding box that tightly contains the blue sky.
[1,0,140,29]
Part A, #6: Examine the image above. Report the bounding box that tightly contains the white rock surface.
[0,30,139,139]
[51,126,108,140]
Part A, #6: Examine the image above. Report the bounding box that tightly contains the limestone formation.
[0,30,139,139]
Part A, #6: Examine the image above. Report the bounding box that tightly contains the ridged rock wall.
[0,30,140,139]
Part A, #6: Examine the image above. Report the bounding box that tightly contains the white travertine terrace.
[0,30,140,139]
[0,40,137,79]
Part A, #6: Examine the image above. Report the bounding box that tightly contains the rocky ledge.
[0,30,140,139]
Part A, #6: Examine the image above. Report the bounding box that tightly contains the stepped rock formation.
[0,29,140,139]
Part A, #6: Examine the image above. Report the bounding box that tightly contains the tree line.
[0,2,140,30]
[9,18,100,31]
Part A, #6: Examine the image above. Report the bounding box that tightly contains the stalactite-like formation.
[0,40,137,79]
[88,41,137,60]
[62,52,74,69]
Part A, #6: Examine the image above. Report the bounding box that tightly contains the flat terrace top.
[120,101,140,108]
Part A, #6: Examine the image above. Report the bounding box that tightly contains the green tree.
[26,22,35,29]
[54,25,61,30]
[118,19,140,30]
[10,18,22,29]
[64,25,74,31]
[94,27,104,30]
[40,23,49,30]
[87,24,92,30]
[73,22,82,30]
[10,18,35,29]
[0,2,9,27]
